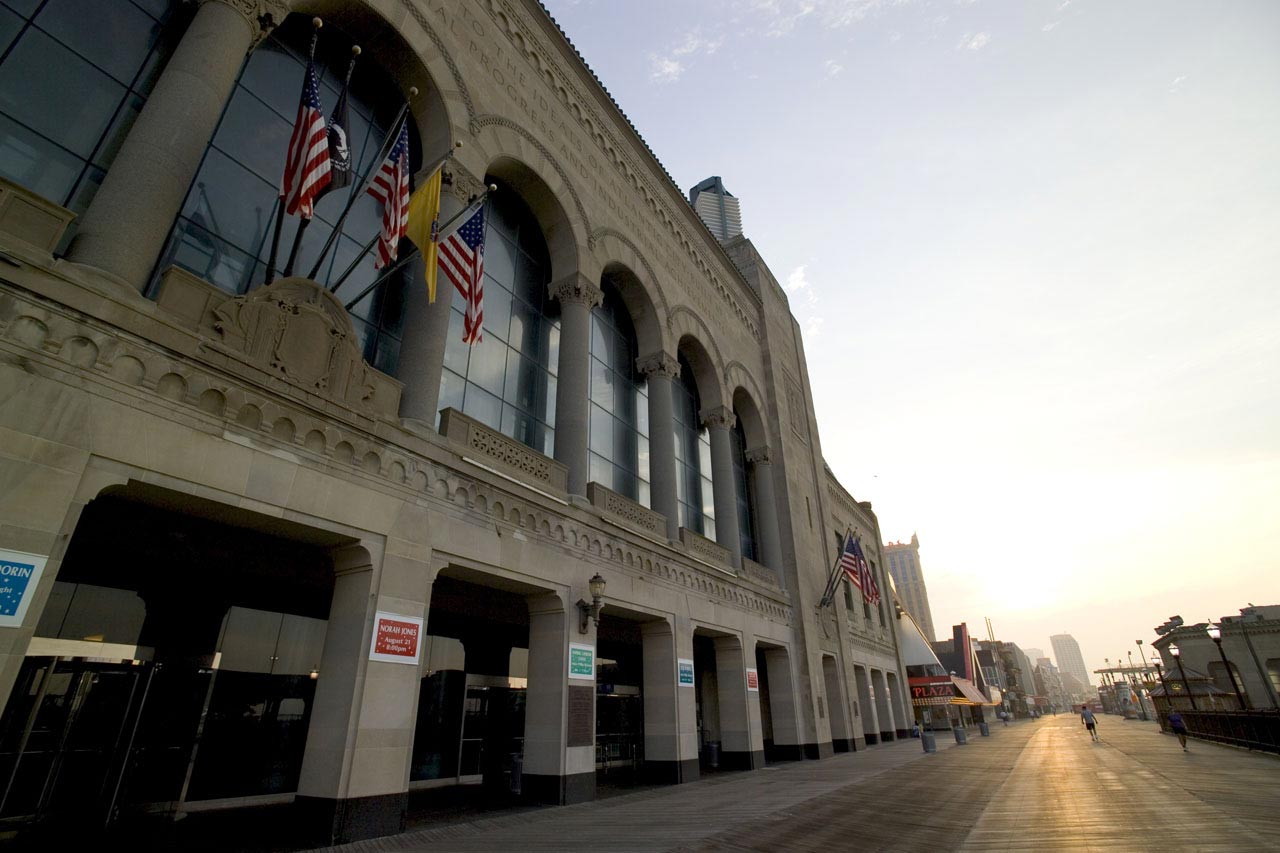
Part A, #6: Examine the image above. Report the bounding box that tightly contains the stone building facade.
[0,0,909,842]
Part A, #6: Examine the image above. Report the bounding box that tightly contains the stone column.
[822,655,854,753]
[522,592,594,804]
[701,406,742,568]
[296,542,426,844]
[760,645,804,760]
[886,672,910,739]
[68,0,286,289]
[854,664,878,745]
[713,635,764,770]
[641,618,699,784]
[396,174,468,426]
[745,446,783,573]
[549,274,602,496]
[636,351,680,540]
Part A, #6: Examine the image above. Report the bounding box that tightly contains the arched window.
[672,354,714,538]
[151,15,418,374]
[587,285,649,505]
[730,414,757,562]
[0,0,191,227]
[436,184,559,455]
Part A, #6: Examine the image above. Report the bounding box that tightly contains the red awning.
[952,677,992,705]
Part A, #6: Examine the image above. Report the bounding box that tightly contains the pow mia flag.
[319,49,357,199]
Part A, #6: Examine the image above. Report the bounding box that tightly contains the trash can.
[953,726,969,745]
[921,731,937,753]
[978,722,990,737]
[706,741,721,769]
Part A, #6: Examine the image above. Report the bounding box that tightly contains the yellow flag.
[405,166,443,302]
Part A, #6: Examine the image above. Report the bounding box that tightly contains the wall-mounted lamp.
[309,668,319,680]
[577,573,606,634]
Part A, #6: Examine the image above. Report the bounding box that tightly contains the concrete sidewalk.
[321,716,1279,852]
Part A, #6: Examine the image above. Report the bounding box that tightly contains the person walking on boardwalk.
[1166,710,1189,751]
[1080,705,1099,741]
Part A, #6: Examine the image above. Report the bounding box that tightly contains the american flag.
[839,532,862,590]
[438,204,486,345]
[852,538,881,604]
[280,57,331,219]
[366,121,411,269]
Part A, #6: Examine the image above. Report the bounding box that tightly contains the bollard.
[921,731,937,753]
[979,722,990,737]
[953,726,969,744]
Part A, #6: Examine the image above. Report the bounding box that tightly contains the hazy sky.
[540,0,1280,677]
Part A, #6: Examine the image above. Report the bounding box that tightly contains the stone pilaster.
[637,351,680,540]
[68,0,288,289]
[549,273,602,496]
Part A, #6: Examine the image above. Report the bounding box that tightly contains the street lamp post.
[1169,643,1197,711]
[1127,650,1148,721]
[1207,623,1248,710]
[1150,652,1169,721]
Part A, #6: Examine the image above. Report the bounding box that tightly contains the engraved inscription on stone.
[567,684,594,747]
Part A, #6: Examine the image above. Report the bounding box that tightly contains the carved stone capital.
[635,351,680,380]
[744,445,773,466]
[548,273,603,309]
[210,0,292,47]
[700,406,736,431]
[442,160,487,203]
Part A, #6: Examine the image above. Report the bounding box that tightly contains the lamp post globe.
[1207,622,1247,709]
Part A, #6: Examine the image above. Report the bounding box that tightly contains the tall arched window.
[436,183,559,455]
[151,15,418,374]
[731,415,758,562]
[0,0,191,227]
[587,285,649,505]
[673,354,714,538]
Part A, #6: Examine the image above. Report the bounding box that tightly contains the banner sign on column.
[369,611,423,664]
[746,668,760,691]
[677,658,695,687]
[569,642,595,680]
[0,550,47,628]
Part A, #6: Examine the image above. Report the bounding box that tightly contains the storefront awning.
[952,677,993,706]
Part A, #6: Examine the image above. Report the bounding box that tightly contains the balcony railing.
[1162,709,1280,754]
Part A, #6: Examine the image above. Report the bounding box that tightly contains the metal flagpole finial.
[409,86,420,98]
[312,17,323,28]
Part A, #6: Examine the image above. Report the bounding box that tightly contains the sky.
[539,0,1280,678]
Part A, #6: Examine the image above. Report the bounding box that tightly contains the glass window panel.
[637,481,650,509]
[376,272,408,335]
[637,436,650,481]
[44,583,145,645]
[348,315,375,361]
[462,383,501,430]
[466,334,506,396]
[702,516,716,541]
[133,10,186,94]
[0,30,123,159]
[131,0,172,19]
[636,386,649,436]
[698,433,713,474]
[481,280,511,344]
[487,191,520,240]
[483,231,516,290]
[437,369,465,421]
[35,0,160,84]
[236,39,303,121]
[588,403,614,458]
[2,0,40,17]
[212,88,293,183]
[546,320,560,377]
[442,309,471,374]
[163,217,258,295]
[272,614,327,676]
[590,313,610,365]
[507,298,542,360]
[328,235,382,319]
[65,165,105,216]
[179,147,276,254]
[543,374,556,427]
[92,93,145,169]
[0,113,82,204]
[511,251,544,306]
[371,332,399,376]
[589,357,615,410]
[613,466,637,502]
[0,6,21,55]
[588,452,611,491]
[613,414,637,470]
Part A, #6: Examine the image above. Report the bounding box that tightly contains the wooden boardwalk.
[325,716,1279,852]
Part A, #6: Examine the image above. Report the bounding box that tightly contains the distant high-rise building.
[688,176,743,241]
[1051,633,1091,688]
[1023,647,1045,662]
[884,534,936,642]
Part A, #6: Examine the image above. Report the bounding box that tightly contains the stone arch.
[674,329,727,413]
[731,384,768,451]
[291,1,459,165]
[591,230,671,355]
[469,120,588,282]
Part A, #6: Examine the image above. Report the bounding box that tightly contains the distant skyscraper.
[884,534,936,642]
[1023,647,1045,662]
[688,176,743,241]
[1051,633,1091,688]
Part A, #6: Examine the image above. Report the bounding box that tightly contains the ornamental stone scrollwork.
[699,405,736,431]
[213,0,291,48]
[744,446,773,466]
[442,161,487,204]
[548,273,603,309]
[635,351,680,380]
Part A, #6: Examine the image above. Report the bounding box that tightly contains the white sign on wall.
[0,550,47,628]
[677,658,695,687]
[368,611,424,665]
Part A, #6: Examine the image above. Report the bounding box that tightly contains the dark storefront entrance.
[0,486,342,834]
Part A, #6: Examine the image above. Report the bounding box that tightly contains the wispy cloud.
[1042,20,1060,32]
[824,59,844,77]
[649,54,684,83]
[1169,74,1188,93]
[749,0,903,37]
[785,265,824,338]
[958,31,990,51]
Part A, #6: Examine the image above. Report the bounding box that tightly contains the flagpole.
[265,17,323,285]
[306,86,420,280]
[328,178,489,296]
[341,248,418,311]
